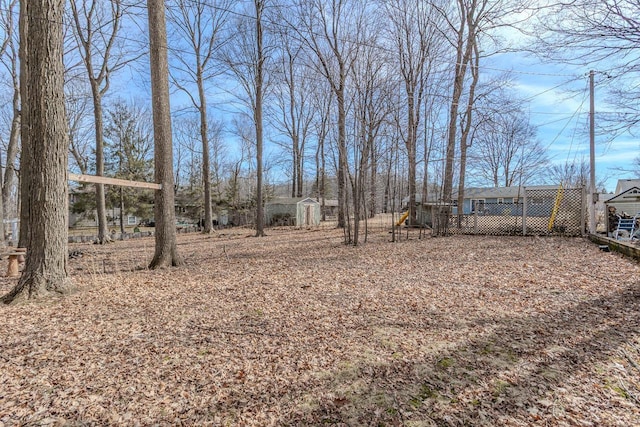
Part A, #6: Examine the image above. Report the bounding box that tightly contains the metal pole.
[589,70,596,234]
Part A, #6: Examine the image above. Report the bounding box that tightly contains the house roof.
[404,185,563,204]
[615,179,640,195]
[606,186,640,203]
[459,185,560,199]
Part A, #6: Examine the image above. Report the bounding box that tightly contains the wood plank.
[589,234,640,261]
[68,173,161,190]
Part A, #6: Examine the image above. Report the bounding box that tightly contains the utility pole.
[589,70,596,234]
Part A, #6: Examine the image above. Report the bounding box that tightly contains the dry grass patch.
[0,226,639,426]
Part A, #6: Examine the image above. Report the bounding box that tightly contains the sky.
[491,51,639,193]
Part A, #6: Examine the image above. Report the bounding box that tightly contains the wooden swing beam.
[68,173,162,190]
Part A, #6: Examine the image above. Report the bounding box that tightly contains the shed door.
[305,204,312,226]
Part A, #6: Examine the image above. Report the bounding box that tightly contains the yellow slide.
[396,211,409,226]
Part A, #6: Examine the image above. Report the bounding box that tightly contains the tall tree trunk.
[443,13,472,208]
[17,0,28,249]
[4,0,71,304]
[456,42,479,227]
[337,85,347,233]
[147,0,183,268]
[407,92,417,226]
[3,83,20,221]
[198,68,213,234]
[291,149,297,198]
[254,0,265,237]
[369,141,376,218]
[119,187,125,236]
[0,149,4,242]
[91,81,111,244]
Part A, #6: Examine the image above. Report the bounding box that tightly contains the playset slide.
[396,211,409,226]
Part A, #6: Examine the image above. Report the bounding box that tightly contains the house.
[401,185,575,228]
[265,197,321,227]
[604,179,640,234]
[455,185,564,216]
[605,179,640,215]
[614,179,640,196]
[68,185,148,229]
[401,185,560,217]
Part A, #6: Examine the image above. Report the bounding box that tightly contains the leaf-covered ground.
[1,224,639,426]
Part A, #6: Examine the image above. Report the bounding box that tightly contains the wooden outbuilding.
[265,197,321,227]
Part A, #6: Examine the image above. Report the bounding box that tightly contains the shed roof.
[266,197,320,206]
[318,198,339,207]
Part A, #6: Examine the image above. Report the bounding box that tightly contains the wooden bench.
[6,247,26,277]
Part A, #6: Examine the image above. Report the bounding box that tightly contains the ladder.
[548,184,564,232]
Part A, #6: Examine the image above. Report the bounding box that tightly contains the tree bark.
[17,0,28,249]
[3,0,72,304]
[119,187,125,236]
[337,84,348,233]
[147,0,183,268]
[254,0,265,237]
[456,41,479,227]
[91,82,111,244]
[198,67,213,234]
[3,74,20,222]
[443,0,476,208]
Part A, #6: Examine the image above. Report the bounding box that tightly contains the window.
[471,199,485,213]
[127,215,137,225]
[498,198,504,204]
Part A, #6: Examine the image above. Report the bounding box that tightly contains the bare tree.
[348,31,391,244]
[533,1,640,136]
[270,28,314,198]
[440,0,484,208]
[147,0,183,268]
[292,0,365,233]
[0,0,19,226]
[173,116,202,192]
[68,0,137,244]
[173,116,226,225]
[439,0,528,208]
[65,83,93,175]
[385,0,443,226]
[546,158,589,188]
[456,39,480,226]
[208,120,227,203]
[3,0,71,304]
[167,0,230,234]
[222,0,268,236]
[310,81,333,220]
[468,94,548,187]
